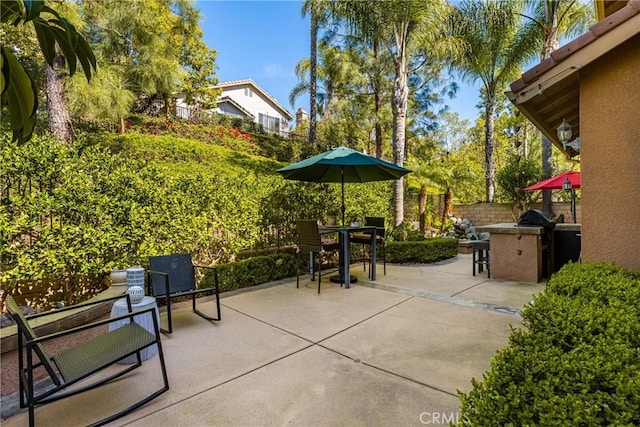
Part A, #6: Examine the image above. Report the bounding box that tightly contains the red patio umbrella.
[524,171,580,223]
[523,171,580,190]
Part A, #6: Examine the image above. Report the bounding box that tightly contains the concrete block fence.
[451,202,581,226]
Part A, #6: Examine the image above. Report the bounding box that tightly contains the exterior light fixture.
[556,119,572,143]
[562,176,577,223]
[556,119,580,152]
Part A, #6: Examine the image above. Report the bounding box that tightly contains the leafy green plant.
[459,262,640,425]
[385,238,458,263]
[205,253,298,293]
[389,221,426,241]
[495,154,541,205]
[1,0,96,143]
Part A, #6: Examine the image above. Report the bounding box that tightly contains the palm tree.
[309,2,318,145]
[450,0,538,202]
[290,43,364,122]
[322,0,451,226]
[522,0,593,215]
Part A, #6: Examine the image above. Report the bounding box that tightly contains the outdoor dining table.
[318,224,377,289]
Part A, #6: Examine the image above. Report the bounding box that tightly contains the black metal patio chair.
[5,294,169,427]
[295,220,341,294]
[350,216,387,278]
[148,253,221,334]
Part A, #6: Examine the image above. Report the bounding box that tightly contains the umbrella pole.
[572,189,577,223]
[341,167,345,227]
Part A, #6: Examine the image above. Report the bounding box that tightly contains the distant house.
[175,79,294,137]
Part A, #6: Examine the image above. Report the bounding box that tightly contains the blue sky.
[196,0,482,122]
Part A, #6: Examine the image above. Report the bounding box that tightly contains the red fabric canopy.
[524,171,581,190]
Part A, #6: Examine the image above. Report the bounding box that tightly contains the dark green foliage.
[1,128,393,308]
[385,238,458,263]
[495,155,542,204]
[207,253,298,293]
[124,115,310,163]
[389,221,427,241]
[459,262,640,426]
[1,0,97,143]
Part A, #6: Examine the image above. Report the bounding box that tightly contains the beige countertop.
[475,223,544,234]
[554,223,581,232]
[476,222,581,235]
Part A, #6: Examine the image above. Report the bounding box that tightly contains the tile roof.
[510,0,640,94]
[506,0,640,157]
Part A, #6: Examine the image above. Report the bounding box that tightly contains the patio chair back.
[5,296,60,385]
[148,253,221,334]
[295,220,340,294]
[365,216,385,238]
[295,220,323,253]
[149,253,196,297]
[5,294,169,426]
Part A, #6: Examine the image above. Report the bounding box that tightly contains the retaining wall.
[451,202,581,226]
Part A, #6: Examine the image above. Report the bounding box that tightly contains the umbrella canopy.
[524,171,581,190]
[276,146,411,225]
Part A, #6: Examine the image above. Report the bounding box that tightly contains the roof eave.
[507,7,640,159]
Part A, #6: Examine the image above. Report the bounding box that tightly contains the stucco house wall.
[580,35,640,270]
[217,101,247,118]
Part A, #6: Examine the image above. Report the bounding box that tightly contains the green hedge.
[202,253,298,293]
[385,238,458,263]
[199,239,459,294]
[459,262,640,425]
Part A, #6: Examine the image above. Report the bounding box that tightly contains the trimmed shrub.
[459,262,640,425]
[203,253,298,293]
[385,238,458,263]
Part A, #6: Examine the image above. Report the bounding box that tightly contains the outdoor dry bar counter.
[475,223,547,283]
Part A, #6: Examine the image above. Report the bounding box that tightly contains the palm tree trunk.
[373,38,383,159]
[541,135,553,214]
[484,92,496,202]
[541,22,560,216]
[392,64,407,225]
[391,26,409,226]
[45,55,73,143]
[309,4,318,146]
[441,187,452,233]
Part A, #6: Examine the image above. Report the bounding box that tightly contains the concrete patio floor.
[2,254,545,426]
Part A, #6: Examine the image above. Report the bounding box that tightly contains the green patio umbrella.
[276,146,411,226]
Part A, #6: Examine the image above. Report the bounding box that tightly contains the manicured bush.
[385,238,458,263]
[205,253,298,293]
[389,221,427,241]
[1,126,392,309]
[459,262,640,425]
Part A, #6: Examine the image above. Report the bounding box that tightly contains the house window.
[258,113,280,133]
[244,88,252,97]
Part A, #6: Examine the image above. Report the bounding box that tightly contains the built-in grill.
[518,209,556,231]
[518,209,555,277]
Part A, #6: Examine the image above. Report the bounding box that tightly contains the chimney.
[296,108,308,125]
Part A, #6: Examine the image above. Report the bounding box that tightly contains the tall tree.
[450,0,538,202]
[290,42,364,121]
[324,0,451,225]
[44,55,73,141]
[78,0,216,119]
[522,0,592,215]
[1,0,96,143]
[301,0,322,145]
